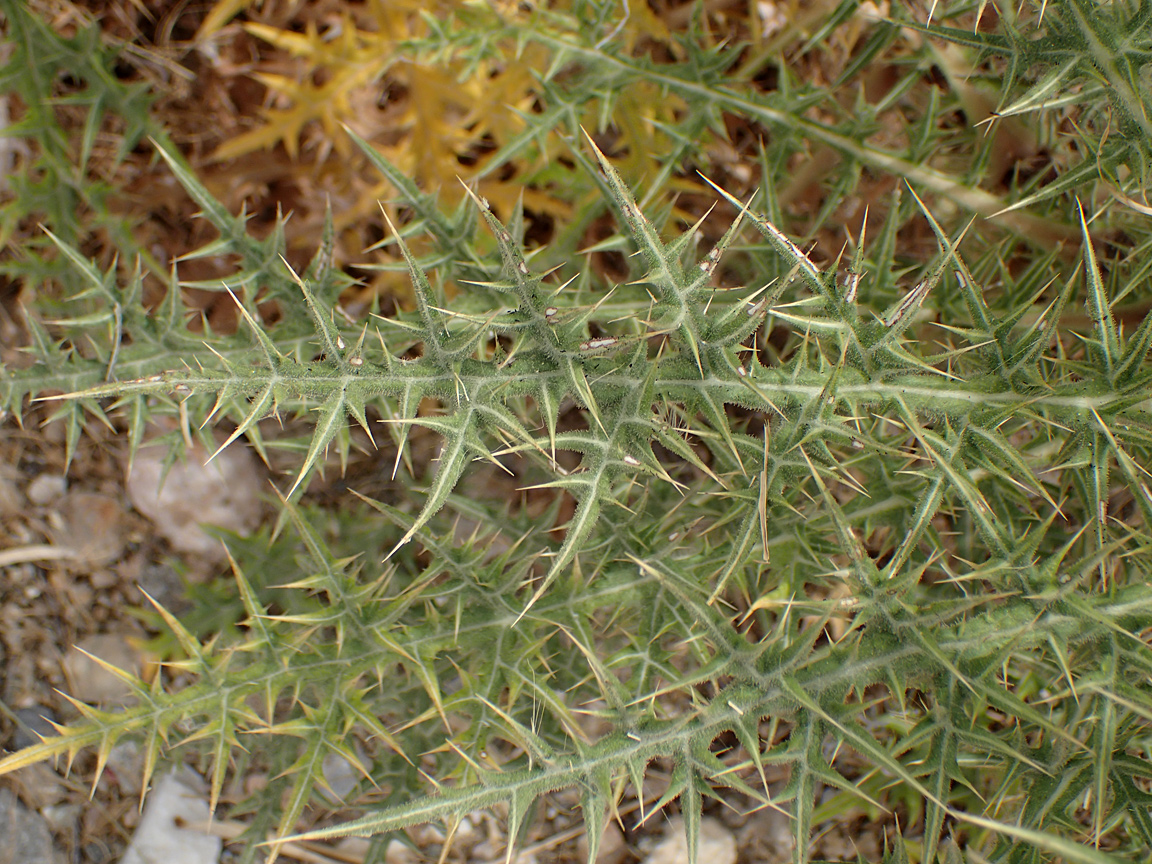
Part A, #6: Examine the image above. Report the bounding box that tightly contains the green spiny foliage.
[0,2,155,252]
[914,0,1152,216]
[4,125,1151,862]
[3,2,1152,864]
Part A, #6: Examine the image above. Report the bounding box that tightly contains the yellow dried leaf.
[196,0,258,40]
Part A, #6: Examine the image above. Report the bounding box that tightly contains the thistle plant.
[2,2,1152,864]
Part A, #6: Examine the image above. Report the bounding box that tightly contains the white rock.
[62,634,140,706]
[577,820,627,864]
[54,492,125,566]
[106,740,146,797]
[641,816,736,864]
[26,473,65,506]
[127,440,263,559]
[321,751,361,801]
[383,838,419,864]
[0,787,66,864]
[120,772,221,864]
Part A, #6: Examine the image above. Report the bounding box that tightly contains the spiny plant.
[188,0,1085,274]
[914,0,1152,215]
[3,124,1151,863]
[2,2,1152,864]
[0,1,159,277]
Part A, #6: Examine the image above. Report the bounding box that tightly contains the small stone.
[321,752,361,802]
[383,839,419,864]
[470,840,497,860]
[53,492,125,567]
[0,787,66,864]
[577,820,626,864]
[470,842,540,864]
[641,817,736,864]
[106,740,146,797]
[62,634,140,706]
[127,440,263,560]
[735,808,792,863]
[26,474,66,506]
[39,802,80,834]
[134,563,186,613]
[89,568,119,589]
[0,466,25,513]
[120,772,221,864]
[454,814,479,845]
[4,763,67,811]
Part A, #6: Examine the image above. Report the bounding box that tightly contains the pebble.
[119,772,221,864]
[577,820,627,864]
[0,787,66,864]
[62,634,140,705]
[133,562,186,612]
[0,466,26,513]
[321,751,362,802]
[52,492,125,567]
[384,838,419,864]
[105,740,146,797]
[39,802,81,835]
[734,808,792,863]
[640,816,736,864]
[127,440,263,560]
[26,474,66,506]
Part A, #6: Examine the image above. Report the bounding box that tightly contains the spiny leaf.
[1077,199,1120,378]
[380,206,449,362]
[517,460,605,621]
[281,256,351,371]
[151,135,241,243]
[386,408,478,559]
[288,387,351,497]
[702,176,825,296]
